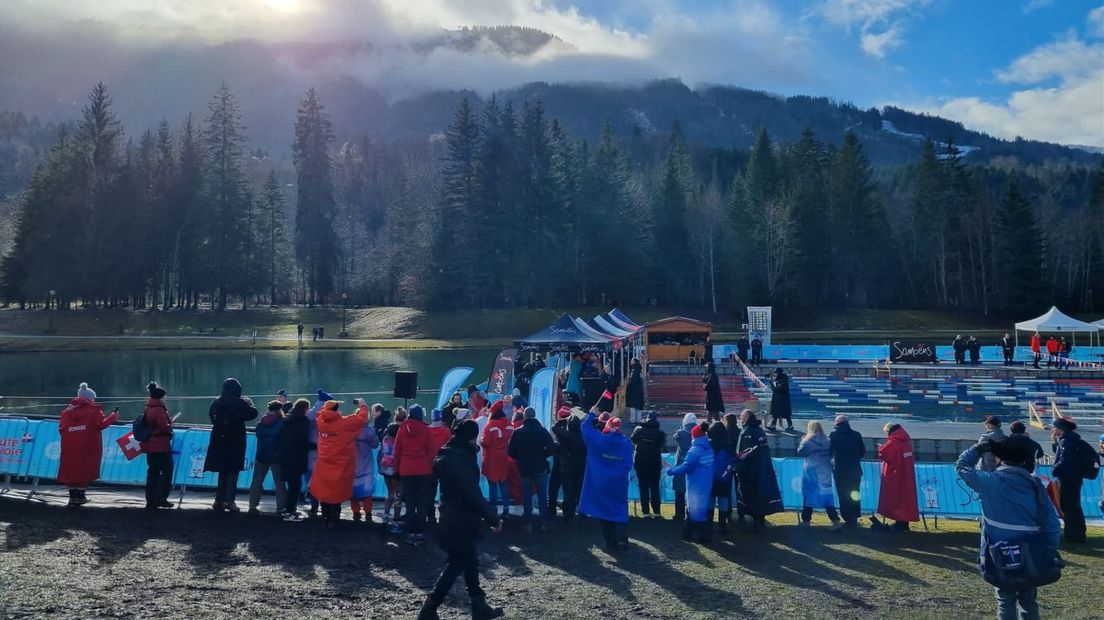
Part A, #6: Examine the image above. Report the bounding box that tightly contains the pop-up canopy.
[1014,306,1100,347]
[515,313,611,352]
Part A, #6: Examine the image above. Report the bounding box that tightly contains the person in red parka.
[1030,331,1041,369]
[872,423,919,531]
[141,382,175,511]
[308,400,369,528]
[427,408,453,526]
[395,404,435,545]
[481,408,514,520]
[57,382,118,507]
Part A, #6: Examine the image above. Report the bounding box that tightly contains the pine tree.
[173,114,204,308]
[431,97,480,308]
[255,170,289,304]
[995,179,1045,316]
[829,131,890,306]
[293,88,339,306]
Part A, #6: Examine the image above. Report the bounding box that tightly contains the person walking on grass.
[248,400,286,516]
[829,415,865,528]
[631,411,666,519]
[672,413,698,521]
[57,382,118,508]
[580,410,633,551]
[871,423,919,532]
[141,382,174,511]
[204,378,259,513]
[667,422,714,544]
[507,407,555,532]
[309,400,369,528]
[797,421,841,529]
[351,401,381,523]
[417,420,505,620]
[956,436,1063,620]
[395,404,435,545]
[277,398,313,521]
[768,368,793,431]
[702,362,725,423]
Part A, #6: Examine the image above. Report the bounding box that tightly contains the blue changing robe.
[668,435,714,522]
[578,411,634,523]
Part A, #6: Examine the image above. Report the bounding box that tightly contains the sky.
[0,0,1101,147]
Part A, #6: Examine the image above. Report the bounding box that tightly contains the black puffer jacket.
[553,416,587,476]
[630,418,666,474]
[828,421,865,478]
[204,378,259,473]
[277,409,314,471]
[507,418,555,477]
[625,366,645,410]
[435,437,500,542]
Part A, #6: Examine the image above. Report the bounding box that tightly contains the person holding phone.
[57,382,118,507]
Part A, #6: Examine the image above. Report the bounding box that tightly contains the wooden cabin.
[645,316,713,364]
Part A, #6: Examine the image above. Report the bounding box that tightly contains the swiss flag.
[116,432,144,461]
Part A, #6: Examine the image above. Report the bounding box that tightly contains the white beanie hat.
[682,413,698,427]
[77,382,97,402]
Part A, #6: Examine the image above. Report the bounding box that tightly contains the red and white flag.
[116,431,144,461]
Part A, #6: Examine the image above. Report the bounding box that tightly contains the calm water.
[0,349,496,424]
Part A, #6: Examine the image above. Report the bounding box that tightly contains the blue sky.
[2,0,1101,145]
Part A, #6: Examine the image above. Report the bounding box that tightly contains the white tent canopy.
[1014,306,1100,347]
[1095,318,1104,328]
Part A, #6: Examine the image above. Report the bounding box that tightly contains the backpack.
[981,476,1063,590]
[1075,438,1101,480]
[132,413,151,442]
[378,435,396,474]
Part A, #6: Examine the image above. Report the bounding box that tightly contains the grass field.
[1,490,1100,619]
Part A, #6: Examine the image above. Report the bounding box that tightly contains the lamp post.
[48,289,56,333]
[340,292,349,338]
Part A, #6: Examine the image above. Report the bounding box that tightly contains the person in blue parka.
[579,409,634,551]
[708,421,734,533]
[667,422,714,543]
[672,413,698,521]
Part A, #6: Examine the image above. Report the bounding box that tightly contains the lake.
[0,348,496,424]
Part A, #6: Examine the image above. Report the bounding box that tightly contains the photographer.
[956,436,1062,620]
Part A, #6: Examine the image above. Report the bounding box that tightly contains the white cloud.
[1089,5,1104,38]
[996,35,1103,84]
[817,0,930,59]
[1022,0,1055,14]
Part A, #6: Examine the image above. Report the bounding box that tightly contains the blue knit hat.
[316,389,334,402]
[432,408,442,423]
[409,404,425,421]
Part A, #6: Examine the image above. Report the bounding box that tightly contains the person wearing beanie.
[308,400,370,528]
[977,416,1006,472]
[667,422,715,543]
[956,436,1061,618]
[277,399,313,521]
[351,400,381,523]
[418,420,505,620]
[828,414,865,528]
[275,389,292,413]
[507,405,556,532]
[425,408,453,526]
[734,410,783,531]
[141,381,174,511]
[442,392,464,428]
[57,382,118,507]
[551,405,587,522]
[631,411,666,518]
[248,400,287,516]
[395,403,435,545]
[672,413,699,521]
[547,406,572,518]
[204,378,259,513]
[579,407,634,551]
[1007,421,1045,473]
[480,403,515,521]
[1050,417,1087,542]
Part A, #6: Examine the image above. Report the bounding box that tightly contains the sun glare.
[265,0,301,12]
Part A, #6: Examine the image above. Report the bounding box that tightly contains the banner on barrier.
[0,417,32,475]
[890,340,938,364]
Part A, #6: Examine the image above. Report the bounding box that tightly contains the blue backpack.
[132,413,151,442]
[981,477,1063,589]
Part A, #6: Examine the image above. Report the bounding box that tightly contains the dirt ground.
[1,486,1101,619]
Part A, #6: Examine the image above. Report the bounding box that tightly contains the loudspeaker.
[394,371,418,399]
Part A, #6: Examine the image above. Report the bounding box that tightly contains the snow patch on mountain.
[882,120,979,159]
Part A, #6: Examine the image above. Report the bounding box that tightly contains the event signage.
[889,340,938,363]
[486,347,519,398]
[747,306,772,346]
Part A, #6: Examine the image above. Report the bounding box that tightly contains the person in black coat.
[952,335,966,364]
[625,359,645,424]
[750,336,763,366]
[552,409,587,521]
[277,398,314,520]
[734,410,782,531]
[828,415,865,528]
[547,407,568,518]
[204,377,259,512]
[1050,417,1086,543]
[736,336,750,363]
[507,407,556,531]
[1008,421,1045,473]
[1000,333,1015,366]
[967,335,981,365]
[418,420,504,620]
[702,362,725,423]
[630,412,666,518]
[767,368,793,431]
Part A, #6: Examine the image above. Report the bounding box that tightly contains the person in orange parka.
[57,382,118,508]
[1045,336,1059,368]
[308,400,369,528]
[871,423,919,532]
[481,407,515,520]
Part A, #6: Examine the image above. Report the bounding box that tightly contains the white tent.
[1014,306,1100,347]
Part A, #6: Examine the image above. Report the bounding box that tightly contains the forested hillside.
[1,82,1101,319]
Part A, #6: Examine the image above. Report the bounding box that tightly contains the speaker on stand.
[394,370,418,407]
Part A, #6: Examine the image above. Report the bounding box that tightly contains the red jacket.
[877,427,919,522]
[308,405,368,504]
[57,398,117,487]
[1030,334,1041,353]
[394,418,434,477]
[1045,338,1059,354]
[140,398,173,454]
[480,415,514,482]
[428,425,452,457]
